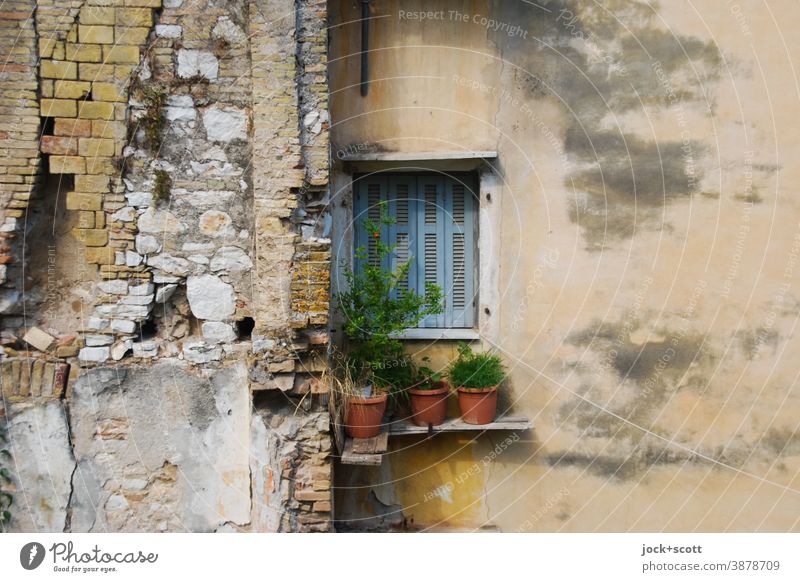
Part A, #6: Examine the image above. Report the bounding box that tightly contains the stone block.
[54,118,92,137]
[53,80,91,99]
[124,0,160,6]
[114,27,150,45]
[103,45,140,64]
[77,211,95,228]
[41,135,78,155]
[72,228,109,246]
[79,137,115,157]
[294,489,329,502]
[40,98,77,117]
[79,25,114,44]
[40,60,78,79]
[177,49,218,80]
[202,321,237,343]
[23,327,55,351]
[79,63,115,81]
[186,274,235,320]
[75,174,110,192]
[78,101,115,120]
[86,157,117,175]
[116,7,151,26]
[85,246,116,264]
[78,346,110,362]
[39,38,57,59]
[92,119,126,139]
[66,43,102,62]
[66,191,103,210]
[79,6,116,25]
[92,82,126,102]
[50,156,86,174]
[155,24,182,39]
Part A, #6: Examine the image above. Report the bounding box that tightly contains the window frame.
[331,158,501,343]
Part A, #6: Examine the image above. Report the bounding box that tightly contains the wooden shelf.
[388,414,533,435]
[339,415,532,465]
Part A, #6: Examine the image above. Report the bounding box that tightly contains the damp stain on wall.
[490,0,726,248]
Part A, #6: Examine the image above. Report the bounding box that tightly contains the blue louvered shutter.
[354,174,476,329]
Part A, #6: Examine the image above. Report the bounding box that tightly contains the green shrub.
[335,201,443,399]
[448,343,505,389]
[407,356,445,390]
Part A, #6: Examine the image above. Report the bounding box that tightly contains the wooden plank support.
[388,414,533,435]
[341,436,385,466]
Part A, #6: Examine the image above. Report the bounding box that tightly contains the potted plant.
[448,343,506,424]
[327,350,388,439]
[408,357,449,427]
[335,201,443,433]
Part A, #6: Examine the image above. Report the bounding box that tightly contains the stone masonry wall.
[0,1,41,315]
[0,0,334,533]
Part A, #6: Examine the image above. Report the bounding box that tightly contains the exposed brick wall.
[0,1,41,314]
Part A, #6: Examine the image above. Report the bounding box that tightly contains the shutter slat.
[367,182,381,267]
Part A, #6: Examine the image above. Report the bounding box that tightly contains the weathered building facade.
[1,0,333,532]
[2,0,800,533]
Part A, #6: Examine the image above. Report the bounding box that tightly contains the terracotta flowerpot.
[456,386,498,425]
[345,392,388,438]
[409,382,449,427]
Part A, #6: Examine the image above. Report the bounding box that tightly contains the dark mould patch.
[187,378,217,432]
[762,427,800,457]
[490,0,723,248]
[735,327,779,359]
[565,127,704,205]
[546,443,693,481]
[562,319,713,438]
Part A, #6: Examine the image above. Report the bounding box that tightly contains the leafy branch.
[335,201,443,392]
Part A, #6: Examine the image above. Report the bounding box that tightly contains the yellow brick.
[40,60,77,80]
[114,26,149,45]
[40,98,77,117]
[75,174,110,192]
[50,156,86,174]
[79,25,114,44]
[114,65,135,80]
[85,246,115,265]
[86,157,117,175]
[124,0,160,6]
[72,228,108,246]
[53,80,91,99]
[91,82,126,102]
[115,7,151,26]
[66,43,102,62]
[79,6,115,25]
[41,79,53,98]
[52,41,65,60]
[78,101,115,120]
[91,119,126,139]
[66,191,102,210]
[103,45,140,64]
[79,137,115,157]
[79,63,115,81]
[96,211,106,229]
[39,38,56,59]
[77,210,95,228]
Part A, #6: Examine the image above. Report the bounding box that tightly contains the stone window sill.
[392,328,480,341]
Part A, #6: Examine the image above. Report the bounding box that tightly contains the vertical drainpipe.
[360,0,370,96]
